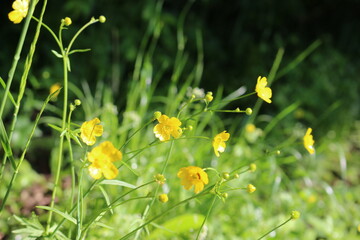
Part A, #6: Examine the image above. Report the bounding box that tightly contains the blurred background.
[1,0,359,239]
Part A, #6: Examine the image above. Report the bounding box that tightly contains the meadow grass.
[1,1,359,240]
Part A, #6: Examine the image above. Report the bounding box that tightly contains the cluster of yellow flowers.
[80,118,122,180]
[77,75,315,195]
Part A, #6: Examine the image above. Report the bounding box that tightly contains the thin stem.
[45,55,69,233]
[0,93,52,213]
[0,0,37,119]
[257,217,292,240]
[120,189,210,240]
[134,140,175,239]
[196,196,217,240]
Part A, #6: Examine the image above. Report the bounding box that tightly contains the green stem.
[196,196,217,240]
[120,189,210,240]
[45,54,69,233]
[0,0,37,119]
[257,217,292,240]
[134,140,175,239]
[0,0,47,210]
[0,93,52,213]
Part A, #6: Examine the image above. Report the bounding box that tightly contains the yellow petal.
[8,11,23,24]
[102,162,119,179]
[88,164,102,179]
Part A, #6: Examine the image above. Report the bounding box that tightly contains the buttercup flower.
[153,114,182,141]
[255,76,272,103]
[80,118,103,146]
[247,184,256,193]
[49,83,61,101]
[8,0,29,24]
[212,131,230,157]
[158,193,169,203]
[291,210,301,220]
[177,166,209,194]
[303,128,315,154]
[87,141,122,179]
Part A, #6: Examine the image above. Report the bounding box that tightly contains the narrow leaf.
[0,76,16,106]
[99,180,136,189]
[0,118,16,170]
[47,123,62,132]
[51,49,63,58]
[68,48,91,55]
[36,206,76,225]
[98,185,114,214]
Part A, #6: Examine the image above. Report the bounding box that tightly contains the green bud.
[153,111,162,120]
[64,17,72,26]
[245,108,252,115]
[222,172,230,180]
[291,210,300,220]
[99,15,106,23]
[74,99,81,106]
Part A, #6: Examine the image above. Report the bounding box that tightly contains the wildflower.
[49,83,61,100]
[63,17,72,26]
[80,118,103,146]
[158,193,168,203]
[205,92,213,103]
[255,76,272,103]
[249,163,257,172]
[291,210,301,220]
[153,114,182,141]
[177,166,209,194]
[246,124,256,133]
[87,141,122,179]
[247,184,256,193]
[303,128,315,154]
[8,0,29,24]
[154,174,166,185]
[212,131,230,157]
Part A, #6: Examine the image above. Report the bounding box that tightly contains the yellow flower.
[212,131,230,157]
[153,114,182,141]
[291,210,301,220]
[158,193,169,203]
[255,76,272,103]
[245,124,256,133]
[247,184,256,193]
[49,83,61,100]
[87,141,122,179]
[80,118,103,146]
[303,128,315,154]
[177,166,209,194]
[8,0,29,24]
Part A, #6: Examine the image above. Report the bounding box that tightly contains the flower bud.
[74,99,82,106]
[235,107,241,112]
[291,210,300,220]
[222,193,228,199]
[158,193,168,203]
[154,173,166,185]
[222,172,230,180]
[99,15,106,23]
[205,92,213,103]
[153,111,162,120]
[64,17,72,26]
[249,163,257,172]
[187,125,193,131]
[247,184,256,193]
[70,104,76,111]
[245,108,252,115]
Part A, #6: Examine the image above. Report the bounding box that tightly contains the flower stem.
[196,195,217,240]
[257,217,292,240]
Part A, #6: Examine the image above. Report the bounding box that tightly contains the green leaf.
[99,180,136,189]
[98,185,114,214]
[36,206,77,225]
[148,214,205,239]
[69,131,83,147]
[0,118,16,169]
[47,123,62,132]
[51,49,63,58]
[0,76,16,106]
[68,48,91,55]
